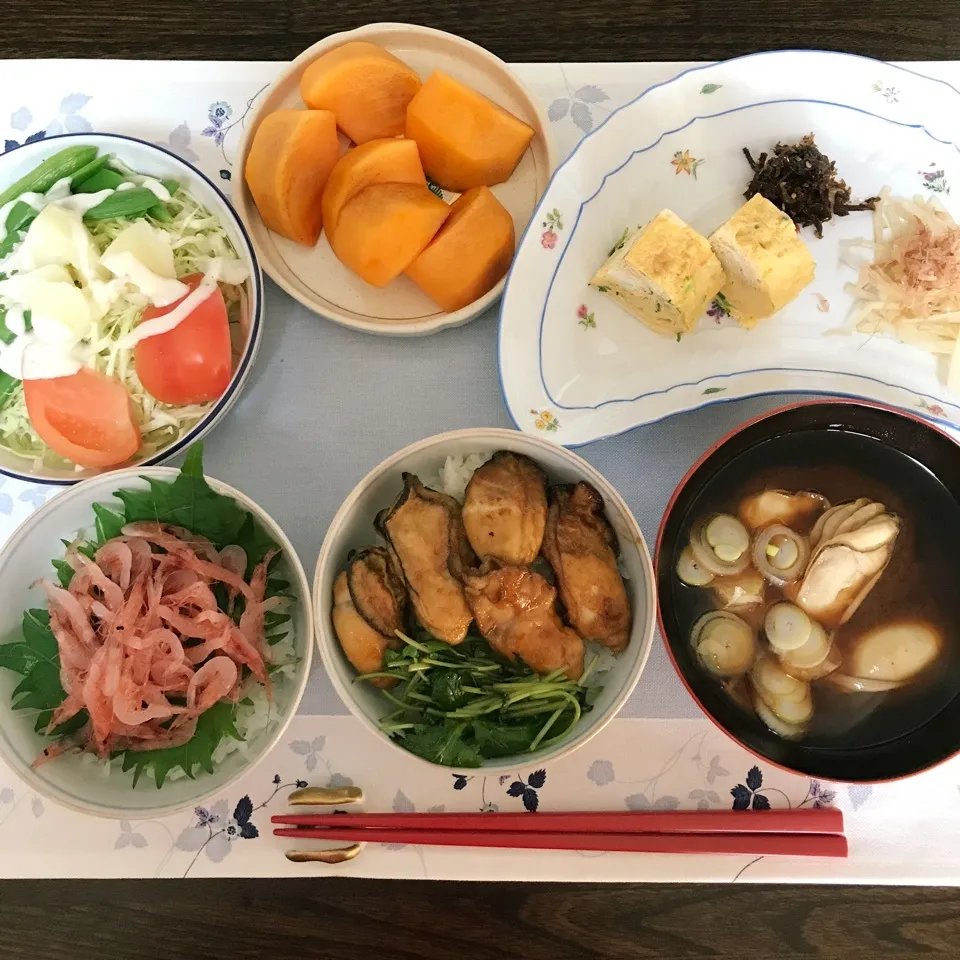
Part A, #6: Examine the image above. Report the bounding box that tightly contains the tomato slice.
[24,367,141,468]
[134,273,233,406]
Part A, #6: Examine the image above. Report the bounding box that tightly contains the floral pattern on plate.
[577,304,596,329]
[530,409,560,431]
[671,149,704,178]
[541,208,564,249]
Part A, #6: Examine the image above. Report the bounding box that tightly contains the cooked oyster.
[828,620,943,693]
[787,501,900,628]
[809,498,882,550]
[332,572,398,688]
[376,473,475,645]
[463,564,584,680]
[542,482,632,652]
[346,547,407,637]
[738,490,828,531]
[462,450,547,565]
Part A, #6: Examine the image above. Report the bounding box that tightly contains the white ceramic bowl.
[0,133,263,485]
[233,22,557,337]
[0,466,312,818]
[314,428,655,774]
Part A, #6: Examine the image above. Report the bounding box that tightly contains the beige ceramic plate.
[233,22,557,337]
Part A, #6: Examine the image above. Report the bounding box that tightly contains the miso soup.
[671,429,960,749]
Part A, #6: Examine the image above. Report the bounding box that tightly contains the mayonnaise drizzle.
[56,188,115,215]
[0,190,45,228]
[116,260,223,348]
[139,178,172,202]
[0,172,172,248]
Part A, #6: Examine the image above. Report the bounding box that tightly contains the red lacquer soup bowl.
[655,399,960,783]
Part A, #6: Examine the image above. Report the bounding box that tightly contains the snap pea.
[0,223,25,259]
[0,308,29,345]
[0,306,17,409]
[0,200,38,257]
[0,145,98,209]
[0,200,37,258]
[0,371,17,409]
[82,187,162,221]
[0,308,15,346]
[74,168,124,194]
[146,179,179,222]
[69,153,112,188]
[4,200,37,236]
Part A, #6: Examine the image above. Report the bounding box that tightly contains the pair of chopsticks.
[273,804,847,859]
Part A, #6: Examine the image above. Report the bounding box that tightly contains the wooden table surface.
[2,2,960,958]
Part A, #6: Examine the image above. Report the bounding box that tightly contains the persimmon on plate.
[234,23,556,336]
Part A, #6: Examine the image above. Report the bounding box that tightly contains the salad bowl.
[0,133,263,484]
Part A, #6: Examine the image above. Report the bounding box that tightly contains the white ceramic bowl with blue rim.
[499,51,960,446]
[0,465,312,819]
[313,427,656,775]
[0,133,263,484]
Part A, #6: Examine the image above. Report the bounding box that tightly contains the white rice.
[424,452,492,502]
[582,641,619,690]
[207,624,297,769]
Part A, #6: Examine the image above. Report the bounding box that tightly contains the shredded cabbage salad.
[0,161,247,472]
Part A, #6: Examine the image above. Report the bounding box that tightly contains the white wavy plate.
[499,51,960,446]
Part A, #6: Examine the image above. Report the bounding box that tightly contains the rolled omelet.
[589,210,725,337]
[709,194,815,329]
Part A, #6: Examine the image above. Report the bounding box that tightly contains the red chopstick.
[272,826,847,858]
[272,808,846,858]
[271,808,843,836]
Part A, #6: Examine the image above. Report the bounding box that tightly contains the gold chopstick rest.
[285,844,362,864]
[283,786,364,864]
[287,786,364,806]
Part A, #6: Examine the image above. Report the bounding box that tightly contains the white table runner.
[0,58,958,882]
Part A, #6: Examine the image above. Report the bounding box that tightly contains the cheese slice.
[101,250,187,307]
[103,220,177,279]
[709,194,815,329]
[15,204,104,284]
[589,210,725,337]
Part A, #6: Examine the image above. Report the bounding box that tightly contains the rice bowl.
[0,457,312,818]
[314,428,656,774]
